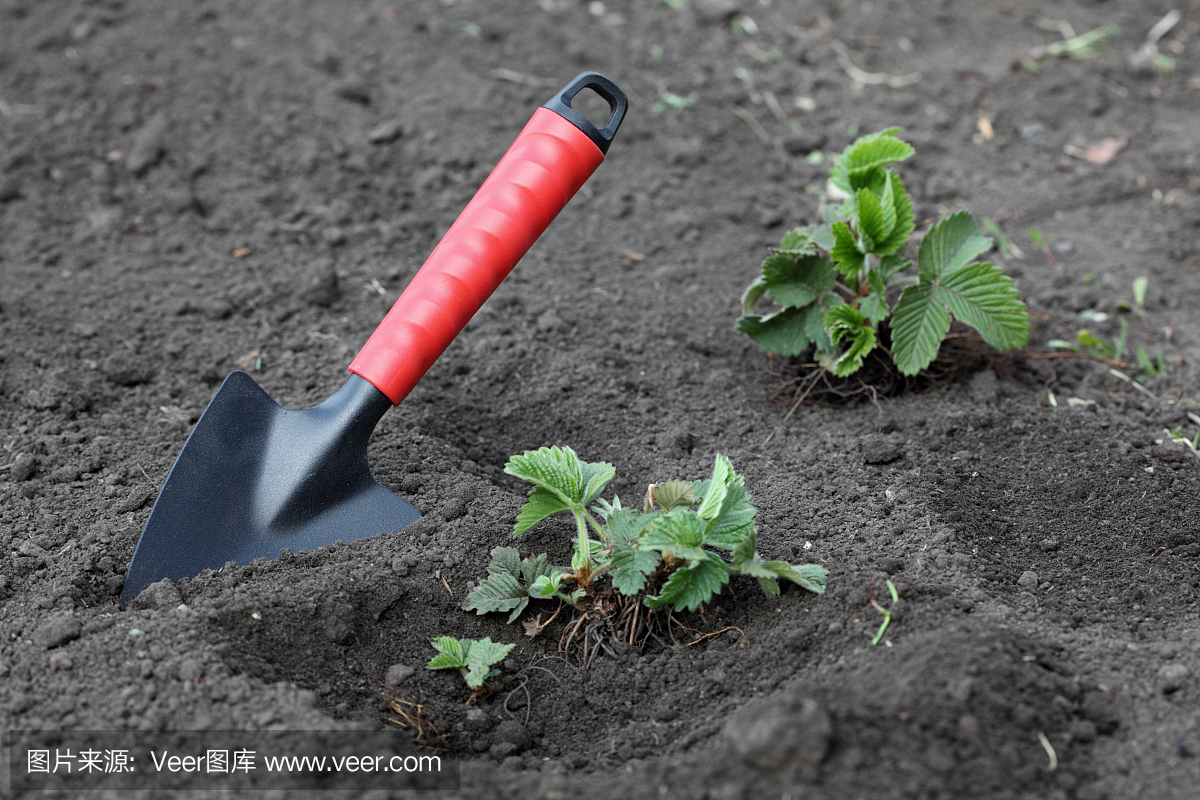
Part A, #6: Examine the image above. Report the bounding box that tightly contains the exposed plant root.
[383,687,452,752]
[766,322,1018,408]
[683,625,744,647]
[553,590,697,667]
[502,663,564,726]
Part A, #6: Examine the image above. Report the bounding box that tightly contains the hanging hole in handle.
[543,72,628,155]
[573,87,614,133]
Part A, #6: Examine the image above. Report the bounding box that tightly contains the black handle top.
[543,71,628,155]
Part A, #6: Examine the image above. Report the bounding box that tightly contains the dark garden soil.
[3,1,1200,798]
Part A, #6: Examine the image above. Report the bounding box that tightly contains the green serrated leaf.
[730,528,775,578]
[857,187,889,247]
[651,480,697,511]
[609,515,661,595]
[856,223,876,255]
[591,495,622,520]
[763,561,829,594]
[878,169,897,239]
[891,284,952,375]
[610,547,660,595]
[580,459,616,506]
[860,269,890,325]
[872,172,914,255]
[462,637,515,688]
[428,636,466,669]
[506,447,583,535]
[937,262,1030,351]
[813,224,836,251]
[464,547,530,623]
[877,253,913,283]
[917,211,993,282]
[604,506,654,545]
[645,558,730,612]
[761,253,838,310]
[830,221,865,278]
[511,487,571,538]
[519,552,563,590]
[826,304,878,377]
[704,476,756,549]
[738,306,813,357]
[741,274,769,315]
[641,508,709,562]
[775,226,822,257]
[830,128,913,193]
[505,446,582,500]
[529,573,563,599]
[859,292,889,326]
[505,446,613,539]
[696,455,733,519]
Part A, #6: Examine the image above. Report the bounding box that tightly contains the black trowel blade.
[120,371,420,601]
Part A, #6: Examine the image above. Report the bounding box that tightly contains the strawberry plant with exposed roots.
[455,447,827,663]
[739,128,1031,403]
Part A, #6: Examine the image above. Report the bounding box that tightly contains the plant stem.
[584,509,609,541]
[573,511,591,569]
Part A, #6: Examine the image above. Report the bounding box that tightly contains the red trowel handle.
[349,72,628,405]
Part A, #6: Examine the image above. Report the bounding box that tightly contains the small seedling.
[739,128,1029,378]
[426,636,514,690]
[1048,277,1170,381]
[1028,227,1055,268]
[870,579,899,645]
[1136,346,1168,378]
[652,91,695,112]
[1163,425,1200,456]
[1131,276,1149,320]
[464,447,827,641]
[1021,23,1120,71]
[981,217,1021,258]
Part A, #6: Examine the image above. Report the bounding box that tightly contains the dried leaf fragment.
[1067,136,1128,165]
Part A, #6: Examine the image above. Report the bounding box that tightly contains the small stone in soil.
[32,615,82,649]
[862,437,904,465]
[19,540,48,558]
[1157,662,1189,694]
[464,708,492,732]
[299,262,339,306]
[491,720,533,753]
[725,694,831,778]
[102,352,150,387]
[367,119,404,144]
[384,664,415,685]
[10,453,38,482]
[126,113,169,175]
[1017,570,1039,591]
[130,578,183,610]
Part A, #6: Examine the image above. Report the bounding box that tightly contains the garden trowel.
[120,72,627,602]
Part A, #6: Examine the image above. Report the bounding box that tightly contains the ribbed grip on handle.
[349,107,606,404]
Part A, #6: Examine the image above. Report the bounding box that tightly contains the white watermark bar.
[5,730,459,791]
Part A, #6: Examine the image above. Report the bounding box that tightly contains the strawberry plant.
[464,447,826,634]
[739,128,1030,377]
[426,636,514,689]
